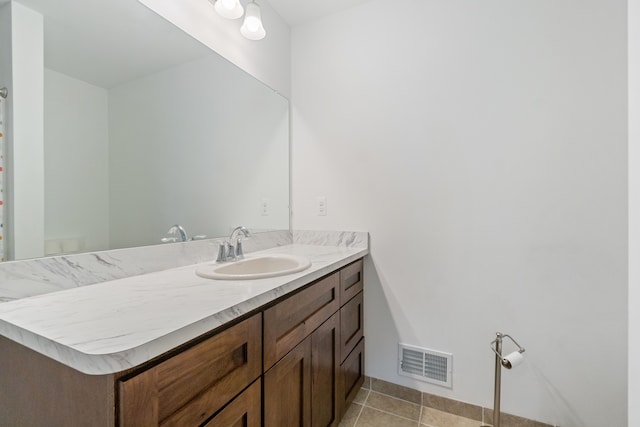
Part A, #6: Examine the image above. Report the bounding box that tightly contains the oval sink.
[196,254,311,280]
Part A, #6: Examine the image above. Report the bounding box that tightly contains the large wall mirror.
[5,0,290,260]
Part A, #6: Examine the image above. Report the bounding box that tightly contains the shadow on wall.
[523,363,586,426]
[363,255,420,383]
[364,254,588,427]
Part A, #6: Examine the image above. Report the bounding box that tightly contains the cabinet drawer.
[264,272,340,369]
[119,313,262,427]
[340,260,363,305]
[340,291,363,363]
[340,337,365,414]
[202,378,261,427]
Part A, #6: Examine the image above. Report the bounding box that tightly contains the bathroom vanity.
[0,235,367,426]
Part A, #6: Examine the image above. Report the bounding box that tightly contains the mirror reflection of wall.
[0,0,290,261]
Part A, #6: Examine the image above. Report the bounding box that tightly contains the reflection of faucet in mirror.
[162,225,208,243]
[217,226,251,262]
[161,224,188,243]
[5,0,289,261]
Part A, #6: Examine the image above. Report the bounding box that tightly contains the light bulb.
[212,0,244,19]
[245,16,260,32]
[240,2,266,40]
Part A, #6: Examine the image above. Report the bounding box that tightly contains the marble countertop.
[0,243,368,375]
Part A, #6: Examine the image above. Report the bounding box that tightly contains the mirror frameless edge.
[7,0,290,261]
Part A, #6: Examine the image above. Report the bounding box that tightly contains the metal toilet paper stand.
[486,332,526,427]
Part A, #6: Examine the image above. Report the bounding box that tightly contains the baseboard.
[362,376,554,427]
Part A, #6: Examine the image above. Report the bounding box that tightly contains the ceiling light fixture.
[213,0,244,19]
[240,1,266,40]
[212,0,266,41]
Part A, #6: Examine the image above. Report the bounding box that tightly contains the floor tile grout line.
[368,387,420,405]
[362,387,482,426]
[361,404,423,423]
[352,403,365,426]
[368,383,550,427]
[368,389,423,408]
[352,389,369,426]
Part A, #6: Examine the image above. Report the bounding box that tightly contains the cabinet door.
[202,379,261,427]
[340,291,364,363]
[340,337,365,415]
[311,312,341,427]
[264,336,312,427]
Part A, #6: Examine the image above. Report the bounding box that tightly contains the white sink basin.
[196,254,312,280]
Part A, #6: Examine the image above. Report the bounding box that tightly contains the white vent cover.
[398,343,453,388]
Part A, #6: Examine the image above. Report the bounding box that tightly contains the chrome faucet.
[162,225,207,243]
[161,224,188,243]
[217,226,251,262]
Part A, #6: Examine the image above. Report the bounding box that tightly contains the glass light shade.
[213,0,244,19]
[240,2,266,40]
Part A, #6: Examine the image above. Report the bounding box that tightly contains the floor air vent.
[398,344,452,388]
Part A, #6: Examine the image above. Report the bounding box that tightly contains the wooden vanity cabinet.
[263,259,364,427]
[202,378,262,427]
[118,258,364,427]
[263,272,342,427]
[339,259,363,305]
[310,312,342,427]
[340,337,365,414]
[263,312,341,427]
[264,335,312,427]
[119,314,262,427]
[0,258,365,426]
[263,272,340,370]
[340,291,363,362]
[338,261,365,417]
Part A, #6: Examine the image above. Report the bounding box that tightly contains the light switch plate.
[317,196,327,216]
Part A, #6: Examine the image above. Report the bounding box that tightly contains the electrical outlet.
[317,196,327,216]
[261,199,269,216]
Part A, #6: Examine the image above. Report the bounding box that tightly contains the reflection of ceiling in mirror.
[16,0,211,88]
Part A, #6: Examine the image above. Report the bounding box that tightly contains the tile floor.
[339,387,489,427]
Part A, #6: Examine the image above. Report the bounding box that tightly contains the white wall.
[137,0,291,98]
[43,68,110,254]
[291,1,627,426]
[629,0,639,424]
[7,1,44,260]
[108,54,289,249]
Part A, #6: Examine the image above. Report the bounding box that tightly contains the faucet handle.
[236,239,245,259]
[226,242,236,261]
[216,242,227,263]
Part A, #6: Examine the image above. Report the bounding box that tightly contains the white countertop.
[0,244,367,375]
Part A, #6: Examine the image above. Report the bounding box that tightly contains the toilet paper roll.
[502,351,524,369]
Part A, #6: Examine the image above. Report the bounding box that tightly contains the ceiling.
[266,0,372,27]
